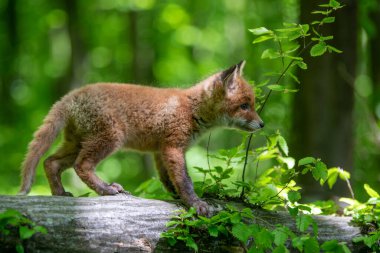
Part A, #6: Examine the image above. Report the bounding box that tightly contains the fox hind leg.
[74,133,126,195]
[44,141,79,196]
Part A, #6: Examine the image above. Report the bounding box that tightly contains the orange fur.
[19,61,264,215]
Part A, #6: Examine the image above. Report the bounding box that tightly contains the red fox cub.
[19,60,264,215]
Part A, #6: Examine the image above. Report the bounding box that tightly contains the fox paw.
[193,200,211,217]
[102,183,129,195]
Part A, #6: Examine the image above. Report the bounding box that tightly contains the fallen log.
[0,195,361,252]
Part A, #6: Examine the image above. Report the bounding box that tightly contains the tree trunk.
[0,195,361,252]
[291,0,357,200]
[0,0,18,125]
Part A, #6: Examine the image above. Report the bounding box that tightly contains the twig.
[240,134,253,199]
[202,133,213,188]
[339,167,355,199]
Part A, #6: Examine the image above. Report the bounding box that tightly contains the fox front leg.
[160,147,210,216]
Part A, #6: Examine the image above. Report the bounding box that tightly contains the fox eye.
[240,103,250,110]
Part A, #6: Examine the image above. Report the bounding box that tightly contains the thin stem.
[340,167,355,199]
[277,39,285,69]
[202,133,213,189]
[207,133,212,174]
[240,133,253,199]
[254,157,260,184]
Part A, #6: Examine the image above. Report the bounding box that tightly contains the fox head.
[217,60,264,132]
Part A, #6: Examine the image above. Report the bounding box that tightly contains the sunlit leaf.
[253,35,275,44]
[249,27,273,35]
[298,157,316,166]
[310,42,327,57]
[322,17,335,23]
[364,184,380,198]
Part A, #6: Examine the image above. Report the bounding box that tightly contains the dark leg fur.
[160,147,210,216]
[44,142,79,196]
[154,154,179,198]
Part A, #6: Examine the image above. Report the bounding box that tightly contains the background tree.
[0,0,378,202]
[291,0,357,199]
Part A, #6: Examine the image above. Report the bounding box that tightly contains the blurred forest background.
[0,0,379,202]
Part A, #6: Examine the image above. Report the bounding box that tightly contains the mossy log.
[0,195,362,252]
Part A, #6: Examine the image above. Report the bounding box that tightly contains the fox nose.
[259,121,265,128]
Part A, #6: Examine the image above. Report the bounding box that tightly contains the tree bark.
[0,195,361,252]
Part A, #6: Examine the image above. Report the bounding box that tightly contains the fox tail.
[18,101,67,195]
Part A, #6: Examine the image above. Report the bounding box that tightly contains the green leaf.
[321,239,339,251]
[298,157,316,166]
[166,220,180,227]
[322,17,335,23]
[288,191,301,203]
[19,226,36,240]
[288,206,299,217]
[288,72,300,84]
[268,85,285,92]
[249,27,272,35]
[304,237,319,253]
[208,225,219,237]
[292,237,303,251]
[185,237,198,251]
[312,161,328,181]
[327,168,339,189]
[273,227,289,246]
[296,215,314,232]
[327,45,343,53]
[310,42,327,57]
[261,49,280,59]
[33,226,47,234]
[217,225,228,236]
[214,166,223,174]
[312,9,332,15]
[273,245,288,253]
[363,232,380,248]
[278,157,295,169]
[329,0,341,8]
[277,135,289,156]
[364,184,380,198]
[320,35,334,41]
[16,243,24,253]
[230,212,241,224]
[232,222,252,243]
[337,169,350,180]
[253,35,274,44]
[256,229,274,249]
[296,61,307,70]
[0,209,23,220]
[340,244,352,253]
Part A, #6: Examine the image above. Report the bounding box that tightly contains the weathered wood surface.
[0,195,362,252]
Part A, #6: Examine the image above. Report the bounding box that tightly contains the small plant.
[0,209,47,253]
[342,184,380,251]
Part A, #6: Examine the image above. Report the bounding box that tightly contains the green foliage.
[155,1,374,251]
[342,184,380,251]
[248,0,344,108]
[157,128,354,251]
[0,209,47,253]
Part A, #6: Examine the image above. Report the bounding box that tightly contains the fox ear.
[236,60,246,75]
[221,60,246,92]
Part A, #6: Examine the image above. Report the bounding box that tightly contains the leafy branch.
[241,0,344,197]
